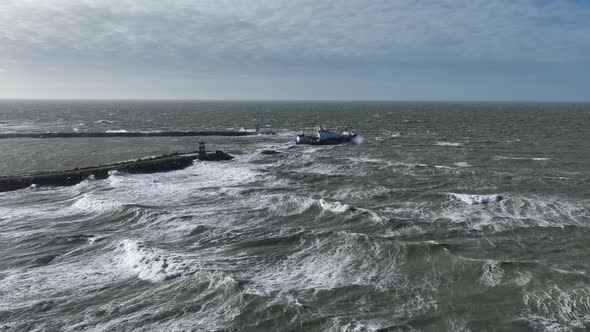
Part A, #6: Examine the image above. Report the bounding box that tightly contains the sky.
[0,0,589,101]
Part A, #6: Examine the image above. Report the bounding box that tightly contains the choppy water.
[1,101,590,331]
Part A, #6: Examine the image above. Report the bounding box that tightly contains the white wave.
[436,141,462,147]
[94,120,116,124]
[220,190,383,225]
[66,268,242,332]
[522,283,590,331]
[243,231,409,294]
[327,319,383,332]
[330,184,390,202]
[105,129,128,133]
[70,193,124,215]
[87,235,107,245]
[104,160,264,206]
[317,197,383,223]
[480,261,504,287]
[384,193,590,233]
[318,199,351,213]
[494,156,550,161]
[543,176,572,180]
[240,232,439,324]
[447,317,472,332]
[450,193,504,205]
[512,272,532,287]
[271,129,299,137]
[454,161,471,167]
[294,163,341,175]
[339,156,385,164]
[0,245,129,310]
[446,195,589,232]
[352,136,364,144]
[0,185,106,229]
[117,239,197,282]
[495,196,590,228]
[234,193,330,218]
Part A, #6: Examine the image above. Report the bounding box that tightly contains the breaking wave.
[494,156,551,161]
[454,161,471,167]
[436,141,462,147]
[117,239,198,282]
[241,231,409,294]
[352,136,364,144]
[523,282,590,331]
[480,260,504,287]
[381,193,590,233]
[449,193,504,205]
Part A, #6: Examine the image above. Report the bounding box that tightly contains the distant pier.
[0,131,257,139]
[0,143,233,192]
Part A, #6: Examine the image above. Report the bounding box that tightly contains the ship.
[296,124,357,145]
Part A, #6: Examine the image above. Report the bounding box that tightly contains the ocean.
[0,100,589,331]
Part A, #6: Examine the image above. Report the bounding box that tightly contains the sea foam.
[450,193,504,205]
[118,239,197,282]
[436,141,462,147]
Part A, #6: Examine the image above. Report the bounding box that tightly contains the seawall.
[0,131,257,139]
[0,150,233,192]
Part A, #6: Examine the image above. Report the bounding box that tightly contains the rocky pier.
[0,143,233,193]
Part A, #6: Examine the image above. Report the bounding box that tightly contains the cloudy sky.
[0,0,589,100]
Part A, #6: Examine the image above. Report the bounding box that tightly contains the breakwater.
[0,149,233,192]
[0,131,257,139]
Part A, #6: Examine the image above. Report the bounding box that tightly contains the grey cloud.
[1,0,589,100]
[2,0,590,68]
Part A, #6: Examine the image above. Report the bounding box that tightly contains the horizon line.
[0,98,589,104]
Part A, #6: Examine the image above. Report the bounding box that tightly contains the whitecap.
[70,193,124,215]
[436,141,462,147]
[522,282,590,331]
[241,231,409,294]
[339,156,385,164]
[450,193,504,205]
[103,160,265,206]
[434,165,454,170]
[352,136,364,144]
[512,272,532,287]
[318,199,352,213]
[480,261,504,287]
[494,156,550,161]
[117,239,198,282]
